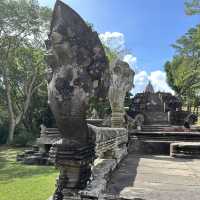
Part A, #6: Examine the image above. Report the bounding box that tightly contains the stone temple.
[127,81,196,126]
[127,81,199,156]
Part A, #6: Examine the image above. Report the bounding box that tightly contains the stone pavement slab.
[106,154,200,200]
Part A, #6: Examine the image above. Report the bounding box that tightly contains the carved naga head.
[109,59,135,92]
[45,0,109,143]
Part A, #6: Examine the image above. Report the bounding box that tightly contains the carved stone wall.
[89,124,128,161]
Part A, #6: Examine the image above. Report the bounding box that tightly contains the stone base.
[170,142,200,158]
[62,189,81,200]
[80,158,117,198]
[128,139,170,155]
[48,157,128,200]
[16,147,52,166]
[48,125,128,200]
[49,139,95,200]
[79,150,128,199]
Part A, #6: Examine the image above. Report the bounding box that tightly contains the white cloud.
[134,71,148,86]
[133,70,174,95]
[99,32,173,95]
[99,32,137,70]
[123,54,137,70]
[149,70,173,94]
[99,32,125,51]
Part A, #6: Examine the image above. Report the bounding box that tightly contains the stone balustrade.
[45,124,128,199]
[38,124,128,161]
[78,125,128,199]
[88,124,128,161]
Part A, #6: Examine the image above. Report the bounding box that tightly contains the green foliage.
[86,21,95,31]
[164,61,177,92]
[0,106,9,144]
[165,22,200,111]
[24,89,56,132]
[0,147,58,200]
[172,25,200,57]
[124,92,133,107]
[13,128,35,146]
[0,124,9,144]
[0,0,52,143]
[88,97,111,118]
[103,45,118,62]
[87,92,133,118]
[185,0,200,15]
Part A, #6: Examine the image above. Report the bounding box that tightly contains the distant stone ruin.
[127,81,197,126]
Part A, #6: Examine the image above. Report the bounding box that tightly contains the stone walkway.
[106,154,200,200]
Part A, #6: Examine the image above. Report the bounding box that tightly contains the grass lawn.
[0,146,58,200]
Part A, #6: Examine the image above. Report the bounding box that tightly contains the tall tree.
[0,0,52,144]
[165,23,200,111]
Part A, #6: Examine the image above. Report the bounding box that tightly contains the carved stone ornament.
[109,59,134,128]
[45,0,109,199]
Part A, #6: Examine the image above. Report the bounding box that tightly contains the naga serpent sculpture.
[45,0,109,199]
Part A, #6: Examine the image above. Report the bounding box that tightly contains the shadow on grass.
[0,157,7,169]
[0,165,57,181]
[0,147,58,182]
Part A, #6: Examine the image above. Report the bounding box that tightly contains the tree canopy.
[164,3,200,112]
[185,0,200,15]
[0,0,52,144]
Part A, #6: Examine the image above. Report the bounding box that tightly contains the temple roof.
[145,81,154,93]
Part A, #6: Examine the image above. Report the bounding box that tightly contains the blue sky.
[39,0,200,93]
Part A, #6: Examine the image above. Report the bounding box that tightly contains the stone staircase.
[129,124,200,155]
[130,124,200,142]
[141,124,171,132]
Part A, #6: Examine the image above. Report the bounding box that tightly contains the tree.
[0,0,52,144]
[185,0,200,15]
[165,24,200,111]
[164,60,181,94]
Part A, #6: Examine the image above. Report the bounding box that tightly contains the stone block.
[80,159,117,199]
[170,142,200,158]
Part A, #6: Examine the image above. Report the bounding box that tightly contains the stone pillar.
[45,1,109,199]
[109,59,134,128]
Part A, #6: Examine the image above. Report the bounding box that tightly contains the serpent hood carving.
[45,0,110,146]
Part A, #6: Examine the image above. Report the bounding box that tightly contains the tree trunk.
[7,120,16,144]
[187,104,190,112]
[5,70,16,144]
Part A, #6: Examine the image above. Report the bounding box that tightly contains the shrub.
[13,128,35,147]
[0,123,9,144]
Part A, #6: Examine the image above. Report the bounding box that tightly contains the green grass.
[0,146,58,200]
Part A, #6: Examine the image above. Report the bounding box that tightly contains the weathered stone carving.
[127,82,197,126]
[145,81,154,93]
[45,0,109,199]
[108,59,134,128]
[88,124,128,160]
